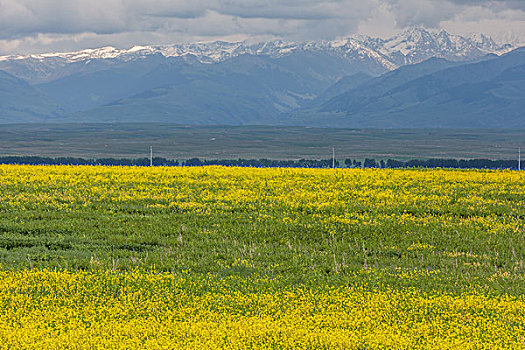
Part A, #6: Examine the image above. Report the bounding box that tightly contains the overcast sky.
[0,0,523,55]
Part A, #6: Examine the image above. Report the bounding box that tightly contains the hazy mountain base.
[18,52,367,125]
[0,71,64,123]
[290,48,525,128]
[51,48,525,128]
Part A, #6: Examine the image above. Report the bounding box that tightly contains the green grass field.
[1,123,524,161]
[1,164,524,294]
[1,164,525,348]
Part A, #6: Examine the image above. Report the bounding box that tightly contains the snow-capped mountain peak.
[0,28,516,84]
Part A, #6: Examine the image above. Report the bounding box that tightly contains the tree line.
[0,156,336,168]
[362,158,523,170]
[182,158,337,168]
[0,156,522,170]
[0,156,178,166]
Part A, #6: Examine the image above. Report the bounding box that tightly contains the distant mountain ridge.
[0,28,522,128]
[0,28,513,84]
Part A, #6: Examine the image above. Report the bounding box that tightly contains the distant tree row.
[0,156,178,166]
[354,158,524,170]
[0,156,335,168]
[182,158,338,168]
[0,156,522,170]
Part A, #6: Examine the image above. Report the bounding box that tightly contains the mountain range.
[0,27,522,128]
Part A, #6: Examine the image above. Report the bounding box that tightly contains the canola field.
[0,165,524,348]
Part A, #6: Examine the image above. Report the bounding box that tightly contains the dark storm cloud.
[0,0,361,38]
[216,0,346,20]
[378,0,525,29]
[447,0,525,10]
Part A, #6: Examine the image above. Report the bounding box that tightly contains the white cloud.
[387,0,460,28]
[0,0,522,55]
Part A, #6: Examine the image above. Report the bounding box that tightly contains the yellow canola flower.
[407,242,435,251]
[1,165,525,348]
[1,165,524,222]
[0,269,523,349]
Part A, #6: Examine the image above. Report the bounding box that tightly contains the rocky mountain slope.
[290,48,525,128]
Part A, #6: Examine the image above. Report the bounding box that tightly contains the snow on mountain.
[375,28,513,65]
[0,28,516,84]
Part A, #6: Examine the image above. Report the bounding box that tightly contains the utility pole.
[519,147,521,171]
[332,147,335,169]
[150,146,153,167]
